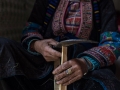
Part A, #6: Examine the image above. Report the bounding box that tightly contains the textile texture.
[0,0,120,90]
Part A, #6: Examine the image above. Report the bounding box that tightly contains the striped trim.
[43,0,60,34]
[92,0,101,31]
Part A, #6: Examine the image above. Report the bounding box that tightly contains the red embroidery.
[90,46,116,64]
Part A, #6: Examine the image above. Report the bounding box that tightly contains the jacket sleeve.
[78,0,120,69]
[21,0,48,55]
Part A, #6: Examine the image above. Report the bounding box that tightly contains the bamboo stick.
[54,46,67,90]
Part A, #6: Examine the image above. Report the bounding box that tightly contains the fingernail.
[56,82,60,84]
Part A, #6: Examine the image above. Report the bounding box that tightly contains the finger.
[55,67,74,81]
[49,50,61,57]
[63,74,82,86]
[53,61,71,75]
[56,70,82,85]
[47,46,61,57]
[43,46,61,61]
[45,54,60,62]
[47,39,59,46]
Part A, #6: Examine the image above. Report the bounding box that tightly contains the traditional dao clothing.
[0,0,120,90]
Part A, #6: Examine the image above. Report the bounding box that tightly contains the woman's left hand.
[52,58,88,86]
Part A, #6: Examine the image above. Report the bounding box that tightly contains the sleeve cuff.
[27,39,41,55]
[83,56,100,71]
[77,53,100,70]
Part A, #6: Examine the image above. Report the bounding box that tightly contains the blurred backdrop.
[0,0,35,41]
[113,0,120,11]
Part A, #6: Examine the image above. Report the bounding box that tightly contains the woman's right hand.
[31,39,61,62]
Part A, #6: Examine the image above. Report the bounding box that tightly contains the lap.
[1,68,120,90]
[0,37,120,89]
[0,37,53,79]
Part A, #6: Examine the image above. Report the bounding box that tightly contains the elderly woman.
[0,0,120,90]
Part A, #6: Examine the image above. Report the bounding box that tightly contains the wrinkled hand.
[52,58,88,86]
[33,39,61,62]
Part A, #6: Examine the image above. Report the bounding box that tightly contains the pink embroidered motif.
[52,0,92,39]
[76,0,93,39]
[65,2,81,34]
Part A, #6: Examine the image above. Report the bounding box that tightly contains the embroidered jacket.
[21,0,120,70]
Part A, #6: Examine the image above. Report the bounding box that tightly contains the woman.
[0,0,120,90]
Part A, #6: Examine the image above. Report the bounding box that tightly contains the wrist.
[83,57,93,71]
[82,58,93,75]
[83,56,100,71]
[30,40,38,51]
[78,58,92,75]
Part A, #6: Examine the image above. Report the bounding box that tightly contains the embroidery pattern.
[65,2,81,35]
[52,0,93,39]
[52,0,68,36]
[83,46,116,66]
[76,0,93,39]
